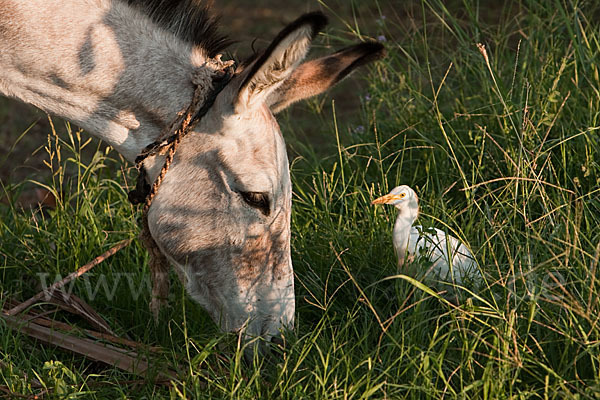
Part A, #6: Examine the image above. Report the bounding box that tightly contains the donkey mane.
[123,0,231,57]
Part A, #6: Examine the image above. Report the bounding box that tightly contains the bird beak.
[372,194,402,205]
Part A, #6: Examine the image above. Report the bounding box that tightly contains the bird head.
[372,185,418,212]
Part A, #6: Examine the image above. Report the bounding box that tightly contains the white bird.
[372,185,482,291]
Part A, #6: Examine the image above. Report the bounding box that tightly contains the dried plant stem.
[3,239,132,316]
[1,313,175,380]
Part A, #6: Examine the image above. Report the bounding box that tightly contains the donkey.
[0,0,384,347]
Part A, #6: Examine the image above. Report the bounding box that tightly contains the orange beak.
[371,194,403,205]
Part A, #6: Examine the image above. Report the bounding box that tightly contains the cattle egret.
[372,185,482,291]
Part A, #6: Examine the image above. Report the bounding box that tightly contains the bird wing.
[408,226,480,285]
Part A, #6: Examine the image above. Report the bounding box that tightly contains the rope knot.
[127,55,235,211]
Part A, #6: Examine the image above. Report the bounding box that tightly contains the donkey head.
[144,12,384,346]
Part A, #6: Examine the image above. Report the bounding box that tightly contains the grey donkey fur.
[0,0,384,348]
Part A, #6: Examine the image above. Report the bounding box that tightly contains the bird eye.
[240,191,270,216]
[400,193,406,198]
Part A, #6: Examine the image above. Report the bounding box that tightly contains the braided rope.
[127,59,234,312]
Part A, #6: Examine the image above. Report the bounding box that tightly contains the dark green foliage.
[1,1,599,398]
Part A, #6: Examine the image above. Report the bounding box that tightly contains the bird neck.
[395,200,418,226]
[393,203,418,267]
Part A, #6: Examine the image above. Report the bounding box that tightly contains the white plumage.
[372,185,482,290]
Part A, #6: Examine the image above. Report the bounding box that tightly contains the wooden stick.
[1,313,176,380]
[4,239,132,316]
[4,301,161,353]
[30,316,162,354]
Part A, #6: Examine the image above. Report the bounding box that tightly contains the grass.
[2,0,600,398]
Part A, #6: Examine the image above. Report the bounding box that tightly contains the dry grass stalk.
[1,312,176,380]
[46,291,115,335]
[4,239,131,316]
[30,314,162,354]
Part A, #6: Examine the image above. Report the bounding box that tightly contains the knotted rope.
[127,57,234,309]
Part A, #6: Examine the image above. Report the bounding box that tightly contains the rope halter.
[128,55,235,211]
[127,56,235,308]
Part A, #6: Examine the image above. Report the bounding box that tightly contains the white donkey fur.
[0,0,384,345]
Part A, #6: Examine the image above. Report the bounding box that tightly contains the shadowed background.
[0,0,500,185]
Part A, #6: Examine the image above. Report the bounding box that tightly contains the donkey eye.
[240,191,270,216]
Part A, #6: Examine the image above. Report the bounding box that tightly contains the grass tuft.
[1,0,600,398]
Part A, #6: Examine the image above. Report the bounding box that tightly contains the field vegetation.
[1,0,599,398]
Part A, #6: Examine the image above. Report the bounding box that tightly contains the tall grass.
[1,0,599,398]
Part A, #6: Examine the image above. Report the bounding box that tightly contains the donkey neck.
[0,0,218,162]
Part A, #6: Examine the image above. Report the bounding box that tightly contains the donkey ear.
[266,41,385,113]
[235,12,328,110]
